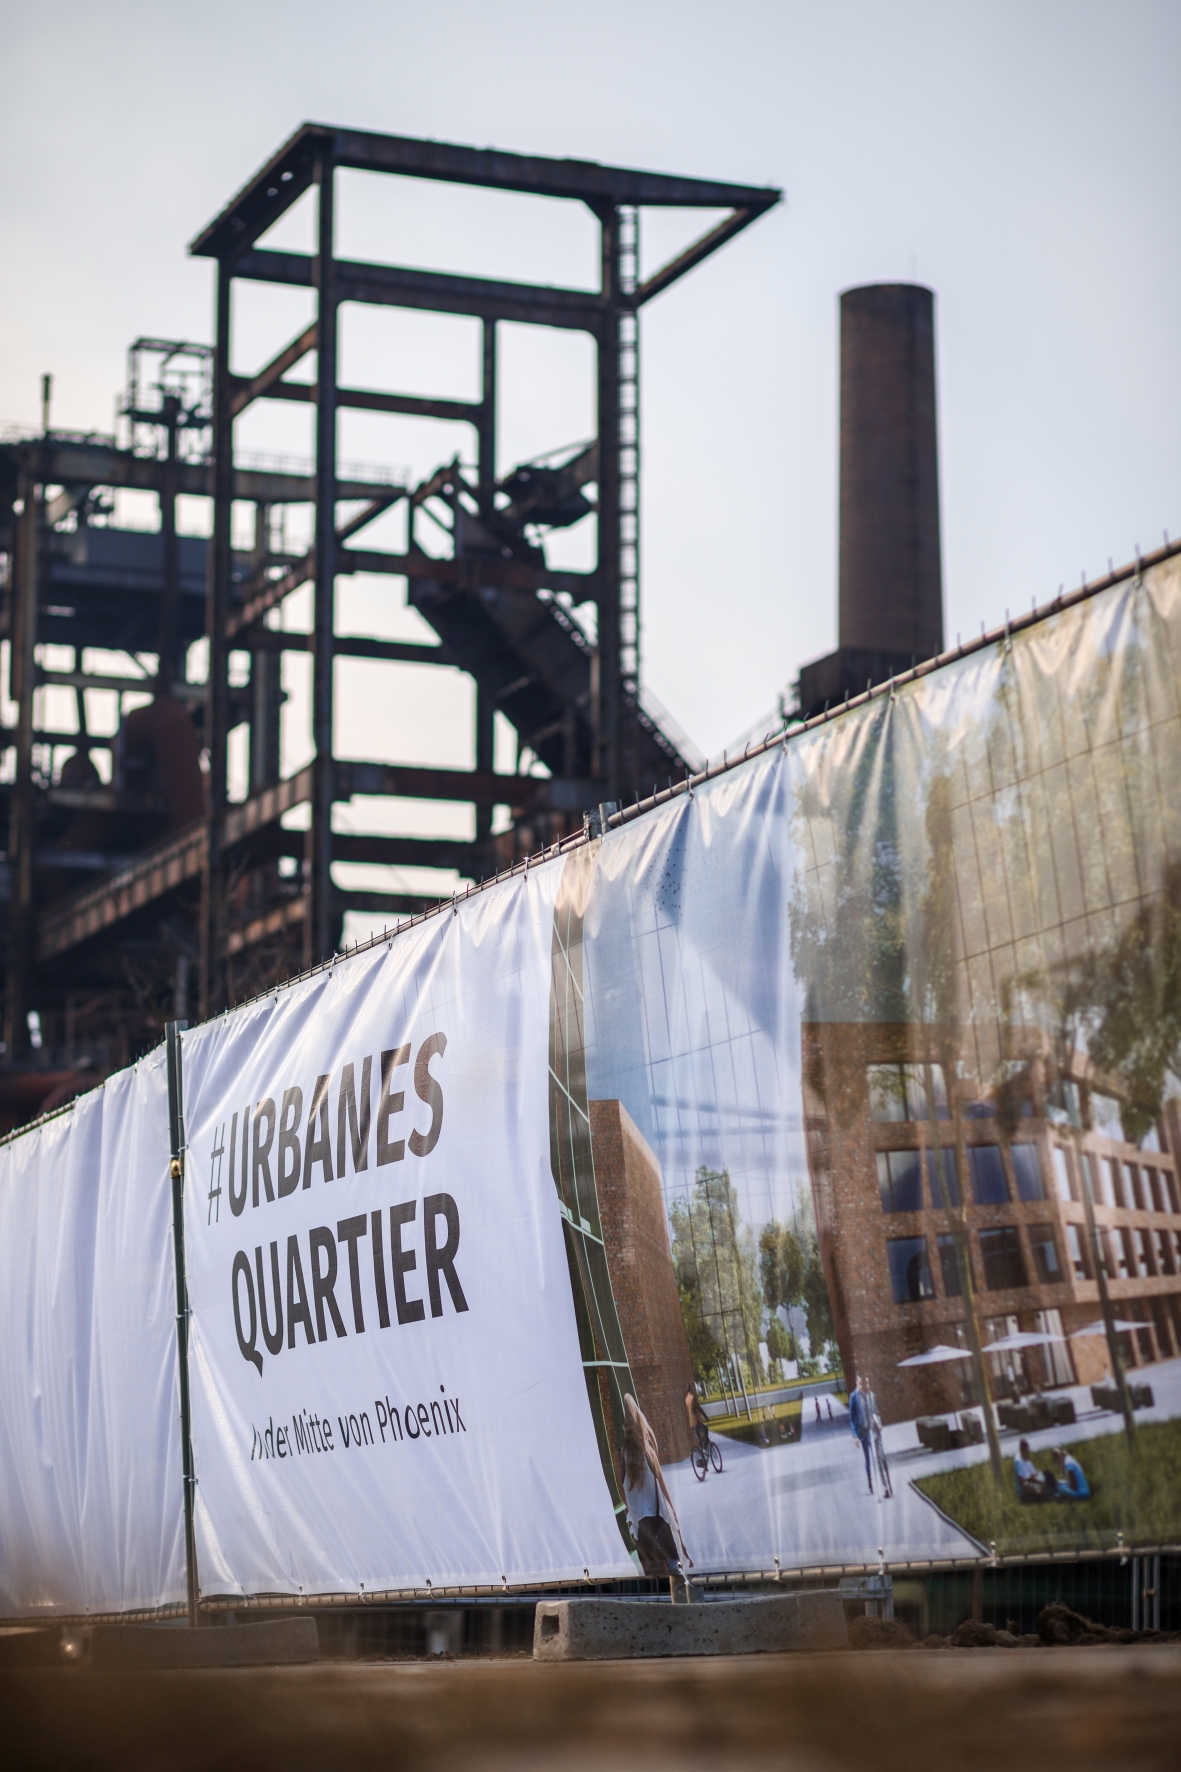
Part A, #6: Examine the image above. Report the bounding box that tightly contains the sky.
[3,0,1179,813]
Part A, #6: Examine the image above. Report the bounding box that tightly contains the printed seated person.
[1051,1446,1090,1500]
[622,1394,692,1578]
[1013,1438,1056,1502]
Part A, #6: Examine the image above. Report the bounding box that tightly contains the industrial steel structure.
[0,123,779,1124]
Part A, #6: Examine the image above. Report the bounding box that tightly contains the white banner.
[0,1052,185,1618]
[5,563,1179,1616]
[181,865,628,1600]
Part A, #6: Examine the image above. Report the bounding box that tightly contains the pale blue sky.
[4,0,1179,768]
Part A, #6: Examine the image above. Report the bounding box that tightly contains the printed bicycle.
[691,1428,724,1481]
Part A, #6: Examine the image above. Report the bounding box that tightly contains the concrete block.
[89,1616,319,1670]
[533,1591,847,1661]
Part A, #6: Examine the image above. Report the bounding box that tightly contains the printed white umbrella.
[983,1330,1066,1351]
[897,1344,974,1367]
[1069,1318,1144,1337]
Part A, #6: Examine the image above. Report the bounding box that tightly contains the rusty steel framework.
[0,123,779,1124]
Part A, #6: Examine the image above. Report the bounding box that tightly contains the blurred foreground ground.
[4,1644,1180,1771]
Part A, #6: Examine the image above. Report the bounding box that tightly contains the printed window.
[887,1236,935,1304]
[1116,1229,1134,1280]
[1139,1123,1162,1154]
[937,1231,966,1297]
[926,1146,960,1209]
[1125,1163,1144,1210]
[978,1226,1028,1291]
[1153,1230,1175,1275]
[1052,1146,1076,1204]
[1028,1223,1062,1284]
[876,1149,923,1213]
[1174,1231,1181,1267]
[1035,1308,1076,1386]
[867,1063,948,1123]
[1065,1222,1091,1280]
[1166,1171,1180,1215]
[1081,1151,1102,1205]
[1135,1229,1156,1278]
[868,1065,908,1123]
[1010,1144,1044,1202]
[1143,1168,1163,1213]
[1090,1091,1124,1141]
[915,1064,949,1120]
[1102,1159,1121,1209]
[968,1145,1009,1205]
[1047,1079,1081,1126]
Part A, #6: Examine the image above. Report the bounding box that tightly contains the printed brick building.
[591,1099,695,1463]
[803,1022,1181,1425]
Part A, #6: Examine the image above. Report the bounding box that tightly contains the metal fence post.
[166,1020,199,1626]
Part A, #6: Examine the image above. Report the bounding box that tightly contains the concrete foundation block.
[533,1591,847,1661]
[89,1616,319,1670]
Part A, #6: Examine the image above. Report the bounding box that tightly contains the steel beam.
[636,207,769,307]
[0,437,397,507]
[35,668,174,696]
[234,249,606,333]
[248,504,282,794]
[222,763,313,847]
[30,757,594,963]
[330,832,476,871]
[477,321,496,516]
[332,126,778,209]
[334,759,592,809]
[332,887,442,918]
[188,122,780,264]
[248,631,450,666]
[341,548,590,599]
[260,380,482,424]
[37,821,206,962]
[226,541,591,640]
[4,477,39,1054]
[155,395,182,689]
[308,145,338,968]
[224,887,442,957]
[228,322,318,416]
[201,259,234,1015]
[225,896,306,958]
[595,205,622,796]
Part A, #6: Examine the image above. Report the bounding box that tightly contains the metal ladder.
[617,206,640,730]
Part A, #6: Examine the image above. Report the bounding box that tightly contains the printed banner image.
[0,1052,185,1618]
[3,558,1180,1622]
[180,866,630,1601]
[558,557,1181,1580]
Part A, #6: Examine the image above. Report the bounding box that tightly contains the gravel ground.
[4,1642,1180,1771]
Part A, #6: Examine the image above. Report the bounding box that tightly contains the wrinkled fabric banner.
[180,865,627,1599]
[4,557,1181,1615]
[0,1051,185,1617]
[570,556,1181,1574]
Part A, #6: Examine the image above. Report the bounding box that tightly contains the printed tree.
[670,1166,765,1392]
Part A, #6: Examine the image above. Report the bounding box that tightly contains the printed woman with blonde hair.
[620,1394,692,1577]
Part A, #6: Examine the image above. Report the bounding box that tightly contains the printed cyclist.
[685,1383,710,1456]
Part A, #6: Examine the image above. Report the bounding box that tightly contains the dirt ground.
[4,1644,1180,1771]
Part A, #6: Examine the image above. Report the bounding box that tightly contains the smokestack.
[796,283,944,718]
